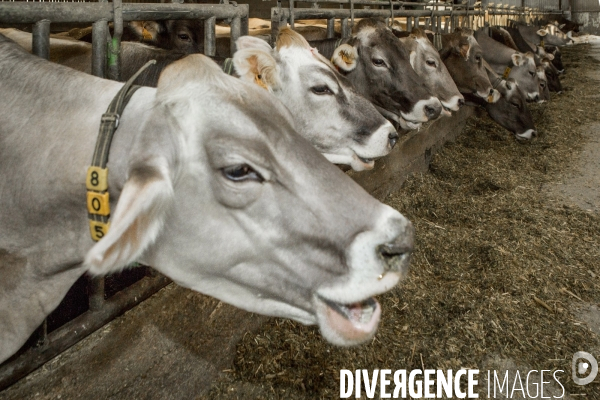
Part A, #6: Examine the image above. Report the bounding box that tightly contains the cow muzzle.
[314,207,413,345]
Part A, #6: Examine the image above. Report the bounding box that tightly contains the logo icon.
[572,351,598,386]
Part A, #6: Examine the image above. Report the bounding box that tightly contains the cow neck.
[85,60,156,242]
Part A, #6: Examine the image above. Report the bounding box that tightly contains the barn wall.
[571,0,600,33]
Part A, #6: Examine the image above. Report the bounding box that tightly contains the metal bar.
[91,19,107,79]
[241,15,249,36]
[108,0,122,81]
[0,274,170,391]
[341,17,350,38]
[407,16,412,31]
[0,3,249,24]
[32,19,50,60]
[274,7,484,21]
[88,277,105,312]
[327,17,335,38]
[230,16,241,56]
[204,16,216,57]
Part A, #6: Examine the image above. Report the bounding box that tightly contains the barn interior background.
[0,0,598,397]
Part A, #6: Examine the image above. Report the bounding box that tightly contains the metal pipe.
[88,277,105,312]
[341,17,349,38]
[327,17,335,38]
[0,3,249,24]
[230,16,241,56]
[204,16,216,57]
[91,18,107,78]
[32,19,50,60]
[0,275,170,391]
[107,0,122,81]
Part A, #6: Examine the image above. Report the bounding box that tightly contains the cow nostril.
[458,98,465,107]
[424,105,438,119]
[533,130,538,137]
[377,224,414,273]
[388,131,399,148]
[489,88,495,95]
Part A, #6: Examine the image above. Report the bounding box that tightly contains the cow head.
[233,29,398,171]
[545,45,564,73]
[506,52,540,102]
[440,29,498,103]
[400,28,464,117]
[84,54,414,347]
[536,66,550,102]
[330,18,442,130]
[128,19,203,54]
[540,56,562,93]
[466,76,536,140]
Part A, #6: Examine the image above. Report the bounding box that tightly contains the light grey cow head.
[85,55,414,347]
[399,29,464,117]
[233,29,398,171]
[506,52,541,102]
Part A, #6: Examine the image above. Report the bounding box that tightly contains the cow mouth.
[356,155,375,169]
[316,295,381,344]
[374,105,422,131]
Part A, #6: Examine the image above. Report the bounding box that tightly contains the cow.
[397,28,464,117]
[1,28,397,172]
[545,45,564,73]
[473,29,541,102]
[438,29,499,103]
[233,29,398,171]
[0,32,414,363]
[309,18,443,131]
[464,61,536,141]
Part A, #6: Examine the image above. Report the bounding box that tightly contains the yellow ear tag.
[142,28,153,41]
[487,93,495,103]
[254,74,268,90]
[86,166,108,192]
[502,66,512,79]
[87,191,110,216]
[89,220,110,242]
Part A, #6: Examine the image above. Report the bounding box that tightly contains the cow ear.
[128,21,162,42]
[454,43,470,58]
[331,44,358,72]
[236,36,273,53]
[544,52,554,61]
[537,29,548,37]
[511,53,525,66]
[85,160,174,275]
[559,24,566,30]
[233,48,279,91]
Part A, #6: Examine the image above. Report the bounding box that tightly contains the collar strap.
[540,39,545,47]
[87,60,156,241]
[222,58,235,75]
[502,66,512,79]
[492,76,503,89]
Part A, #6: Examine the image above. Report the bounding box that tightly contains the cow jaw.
[315,295,381,345]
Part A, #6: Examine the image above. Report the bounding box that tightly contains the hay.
[206,45,600,399]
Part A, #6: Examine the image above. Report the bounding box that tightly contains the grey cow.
[0,33,414,363]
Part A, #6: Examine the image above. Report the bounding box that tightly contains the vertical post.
[89,277,105,312]
[32,19,50,60]
[241,16,249,36]
[407,16,412,31]
[327,17,335,38]
[92,19,107,78]
[341,17,349,38]
[415,16,420,29]
[204,16,216,57]
[230,16,241,56]
[108,0,122,81]
[271,8,282,47]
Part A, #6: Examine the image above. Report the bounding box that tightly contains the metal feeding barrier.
[0,0,564,392]
[270,0,565,43]
[0,0,249,391]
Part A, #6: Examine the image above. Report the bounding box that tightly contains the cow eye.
[178,34,191,42]
[529,71,536,77]
[510,102,520,109]
[222,164,263,182]
[426,59,437,67]
[475,55,482,62]
[311,85,333,95]
[372,58,386,67]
